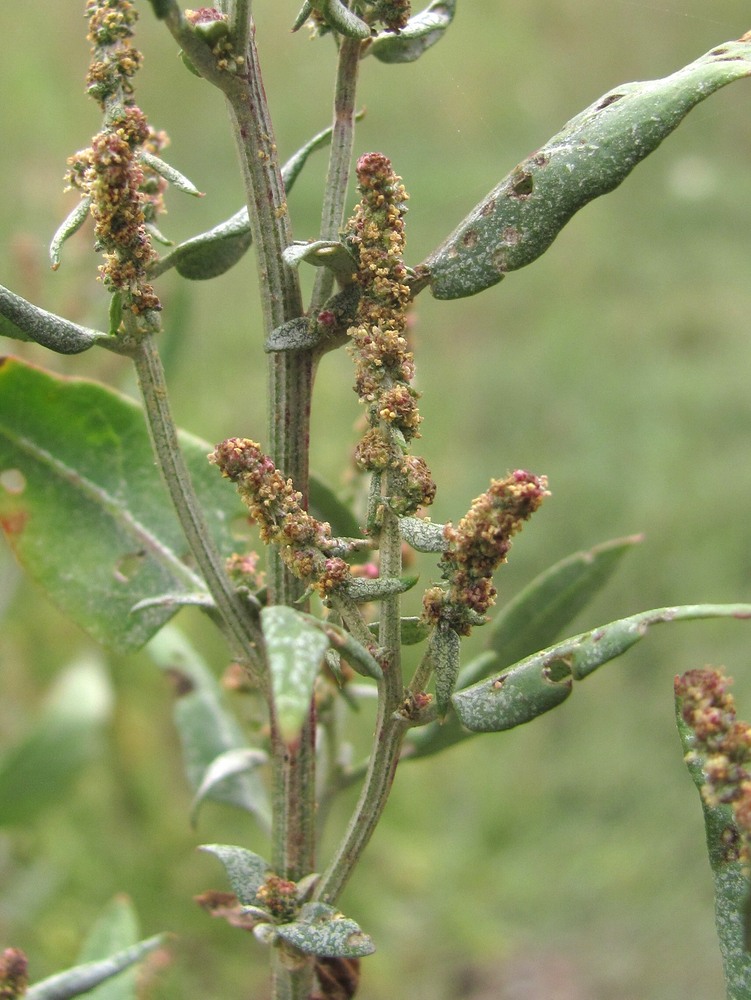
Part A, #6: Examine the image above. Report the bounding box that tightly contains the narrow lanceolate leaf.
[423,35,751,299]
[369,0,456,64]
[452,604,751,733]
[261,606,329,745]
[0,358,246,651]
[0,284,108,355]
[0,659,112,827]
[138,151,203,197]
[76,897,139,1000]
[399,516,447,553]
[148,627,271,831]
[149,120,353,280]
[25,935,166,1000]
[275,903,375,959]
[49,197,91,271]
[312,0,371,39]
[675,701,751,996]
[199,844,270,906]
[485,534,643,678]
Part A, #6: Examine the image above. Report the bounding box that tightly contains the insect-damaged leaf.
[422,35,751,299]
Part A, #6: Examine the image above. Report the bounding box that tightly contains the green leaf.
[261,606,329,744]
[26,935,166,1000]
[275,902,375,958]
[0,284,108,355]
[303,614,382,680]
[148,626,271,831]
[399,516,447,553]
[199,844,270,905]
[431,622,461,718]
[76,897,139,1000]
[49,198,91,271]
[311,0,371,39]
[282,241,357,282]
[190,748,267,827]
[368,616,430,647]
[485,534,643,678]
[423,36,751,298]
[0,358,247,651]
[0,659,112,827]
[452,604,751,733]
[264,317,319,353]
[138,150,203,197]
[369,0,456,64]
[344,574,419,602]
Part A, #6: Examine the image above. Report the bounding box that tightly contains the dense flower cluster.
[423,471,549,635]
[63,0,163,323]
[345,152,435,516]
[676,667,751,858]
[0,948,28,1000]
[210,438,351,597]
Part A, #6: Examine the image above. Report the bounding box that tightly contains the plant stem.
[309,35,362,317]
[315,502,408,905]
[131,332,263,670]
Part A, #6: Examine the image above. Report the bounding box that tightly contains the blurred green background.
[2,2,751,997]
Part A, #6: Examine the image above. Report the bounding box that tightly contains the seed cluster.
[423,471,549,635]
[676,667,751,857]
[346,152,436,516]
[64,0,163,324]
[210,438,351,597]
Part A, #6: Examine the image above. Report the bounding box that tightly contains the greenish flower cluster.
[210,437,351,597]
[676,667,751,860]
[346,152,436,517]
[423,471,549,635]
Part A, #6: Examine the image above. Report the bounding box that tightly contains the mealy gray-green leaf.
[0,284,109,355]
[282,240,357,281]
[452,604,751,733]
[368,0,456,64]
[261,606,329,744]
[423,35,751,299]
[199,844,270,905]
[76,897,140,1000]
[26,935,166,1000]
[49,198,91,271]
[274,902,375,958]
[148,626,271,830]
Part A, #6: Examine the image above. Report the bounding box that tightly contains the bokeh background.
[2,2,751,997]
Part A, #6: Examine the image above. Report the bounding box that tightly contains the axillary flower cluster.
[345,152,436,520]
[423,471,550,636]
[63,0,165,327]
[676,667,751,860]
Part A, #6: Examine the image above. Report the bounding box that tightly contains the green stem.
[310,35,362,317]
[131,333,263,670]
[315,502,408,905]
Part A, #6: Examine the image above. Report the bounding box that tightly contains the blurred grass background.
[1,2,751,997]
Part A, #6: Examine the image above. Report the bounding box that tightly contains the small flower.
[0,948,28,1000]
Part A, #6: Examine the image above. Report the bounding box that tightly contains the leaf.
[26,935,166,1000]
[149,119,355,281]
[264,317,320,353]
[261,606,329,744]
[275,902,375,958]
[199,844,270,905]
[431,622,461,718]
[0,284,108,355]
[190,748,267,827]
[49,198,91,271]
[311,0,371,39]
[282,241,357,282]
[399,516,447,553]
[76,897,139,1000]
[0,358,247,651]
[0,659,112,827]
[369,0,456,64]
[344,574,419,602]
[422,36,751,298]
[138,150,203,197]
[303,614,382,680]
[148,626,271,831]
[452,604,751,733]
[368,616,430,647]
[485,534,643,679]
